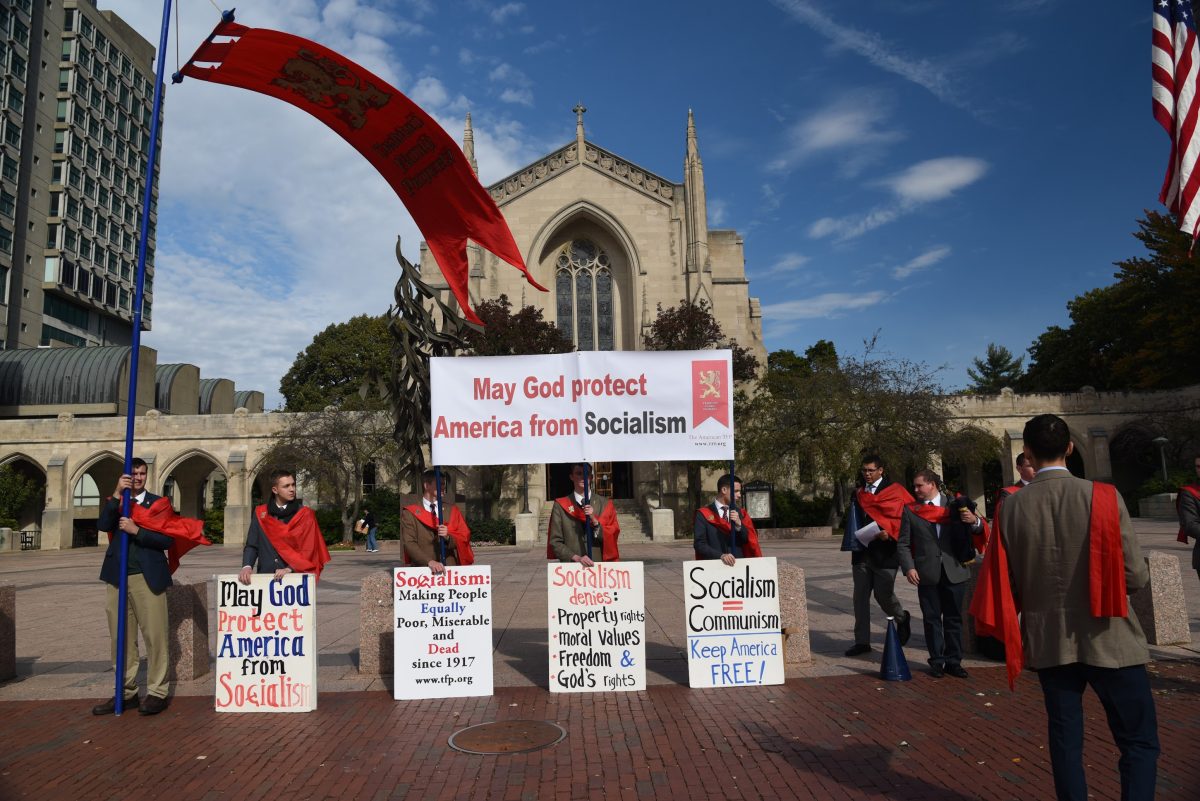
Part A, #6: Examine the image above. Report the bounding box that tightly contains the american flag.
[1154,0,1200,237]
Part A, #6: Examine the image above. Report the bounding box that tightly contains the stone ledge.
[359,573,393,676]
[777,563,811,664]
[167,580,210,682]
[759,526,834,541]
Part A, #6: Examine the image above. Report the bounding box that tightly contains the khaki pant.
[105,575,169,699]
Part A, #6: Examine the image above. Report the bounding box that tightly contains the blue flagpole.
[434,467,445,564]
[583,463,593,560]
[728,460,736,555]
[115,0,173,717]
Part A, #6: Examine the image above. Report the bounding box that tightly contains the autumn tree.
[966,343,1024,394]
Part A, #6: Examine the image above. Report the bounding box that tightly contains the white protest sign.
[215,573,317,712]
[684,558,785,689]
[393,565,494,699]
[431,350,734,465]
[547,562,646,693]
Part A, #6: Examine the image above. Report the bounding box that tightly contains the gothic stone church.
[417,108,767,537]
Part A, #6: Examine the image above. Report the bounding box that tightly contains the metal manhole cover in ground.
[448,720,566,755]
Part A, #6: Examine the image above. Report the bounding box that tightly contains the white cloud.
[882,157,989,202]
[768,95,903,174]
[757,252,810,278]
[709,198,728,226]
[767,0,966,110]
[490,3,526,24]
[760,183,783,214]
[499,87,534,106]
[762,290,888,337]
[809,157,988,241]
[489,62,534,106]
[891,245,951,280]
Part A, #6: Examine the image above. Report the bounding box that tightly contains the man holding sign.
[402,469,474,574]
[239,470,331,584]
[694,473,762,565]
[548,463,619,566]
[93,458,209,716]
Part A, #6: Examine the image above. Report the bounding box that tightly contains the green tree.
[1022,211,1200,391]
[280,314,392,411]
[966,343,1024,394]
[461,294,574,518]
[0,465,40,529]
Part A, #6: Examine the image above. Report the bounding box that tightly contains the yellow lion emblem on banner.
[271,49,390,130]
[698,369,721,399]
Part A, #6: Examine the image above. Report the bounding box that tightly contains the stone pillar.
[1004,430,1023,486]
[651,508,675,542]
[777,562,811,664]
[515,512,539,546]
[223,451,250,547]
[42,455,71,550]
[0,583,14,681]
[359,572,393,675]
[167,580,210,682]
[1130,552,1192,646]
[963,462,985,512]
[1088,427,1113,481]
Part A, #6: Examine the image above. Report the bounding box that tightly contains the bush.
[362,487,404,540]
[314,507,347,544]
[203,507,225,545]
[1135,469,1195,499]
[773,490,833,527]
[468,517,515,545]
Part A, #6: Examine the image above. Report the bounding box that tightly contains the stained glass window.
[555,238,614,350]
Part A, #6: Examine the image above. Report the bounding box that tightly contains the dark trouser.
[1036,663,1159,801]
[916,569,966,668]
[851,559,904,645]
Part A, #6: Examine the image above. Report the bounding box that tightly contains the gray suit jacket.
[999,469,1150,670]
[897,494,973,585]
[549,494,612,562]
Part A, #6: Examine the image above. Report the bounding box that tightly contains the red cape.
[695,506,763,559]
[256,505,331,582]
[856,483,914,540]
[970,480,1127,690]
[1177,485,1200,543]
[403,504,474,565]
[546,496,620,561]
[125,497,211,574]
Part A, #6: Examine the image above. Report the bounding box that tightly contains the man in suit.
[694,473,762,564]
[898,469,982,678]
[239,469,331,583]
[1014,452,1036,486]
[402,469,473,574]
[1175,455,1200,586]
[842,454,912,657]
[548,462,620,565]
[1001,414,1158,800]
[93,459,174,716]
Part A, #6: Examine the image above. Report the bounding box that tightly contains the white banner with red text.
[430,350,734,465]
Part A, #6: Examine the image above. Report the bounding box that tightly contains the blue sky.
[116,0,1161,408]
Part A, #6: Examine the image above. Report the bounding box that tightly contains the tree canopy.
[643,299,760,382]
[966,343,1024,394]
[1022,211,1200,392]
[280,314,391,411]
[462,294,574,356]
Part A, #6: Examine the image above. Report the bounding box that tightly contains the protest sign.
[215,573,317,712]
[547,562,646,693]
[684,558,785,688]
[393,565,494,699]
[431,350,733,465]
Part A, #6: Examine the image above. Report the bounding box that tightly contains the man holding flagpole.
[402,469,474,574]
[548,463,619,566]
[694,473,762,565]
[93,458,209,716]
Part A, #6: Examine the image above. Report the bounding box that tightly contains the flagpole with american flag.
[1153,0,1200,238]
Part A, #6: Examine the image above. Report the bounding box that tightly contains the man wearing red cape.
[971,414,1158,800]
[1175,454,1200,586]
[842,454,912,657]
[93,458,210,717]
[547,463,619,566]
[239,469,331,584]
[694,473,762,564]
[402,469,474,574]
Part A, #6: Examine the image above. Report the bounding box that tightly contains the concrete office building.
[0,0,159,351]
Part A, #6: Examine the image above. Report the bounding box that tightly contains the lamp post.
[521,464,530,515]
[1152,436,1170,484]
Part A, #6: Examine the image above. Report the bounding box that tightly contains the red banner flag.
[179,16,545,324]
[691,359,730,428]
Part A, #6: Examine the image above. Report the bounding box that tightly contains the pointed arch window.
[555,239,614,350]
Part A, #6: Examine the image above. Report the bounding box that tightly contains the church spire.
[683,108,710,282]
[686,108,701,167]
[573,102,587,159]
[462,112,478,175]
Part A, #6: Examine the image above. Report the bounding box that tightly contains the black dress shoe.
[929,664,945,678]
[138,695,169,716]
[92,695,139,715]
[845,643,872,657]
[946,664,969,679]
[897,612,912,647]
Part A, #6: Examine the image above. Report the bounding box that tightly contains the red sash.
[545,496,620,561]
[1177,485,1200,543]
[402,504,474,565]
[127,497,211,574]
[970,502,1023,689]
[696,506,763,558]
[856,483,914,540]
[1088,483,1126,618]
[256,505,331,582]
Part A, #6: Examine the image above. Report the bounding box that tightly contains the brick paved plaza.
[1,522,1197,799]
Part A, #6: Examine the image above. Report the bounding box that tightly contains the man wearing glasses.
[842,455,912,657]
